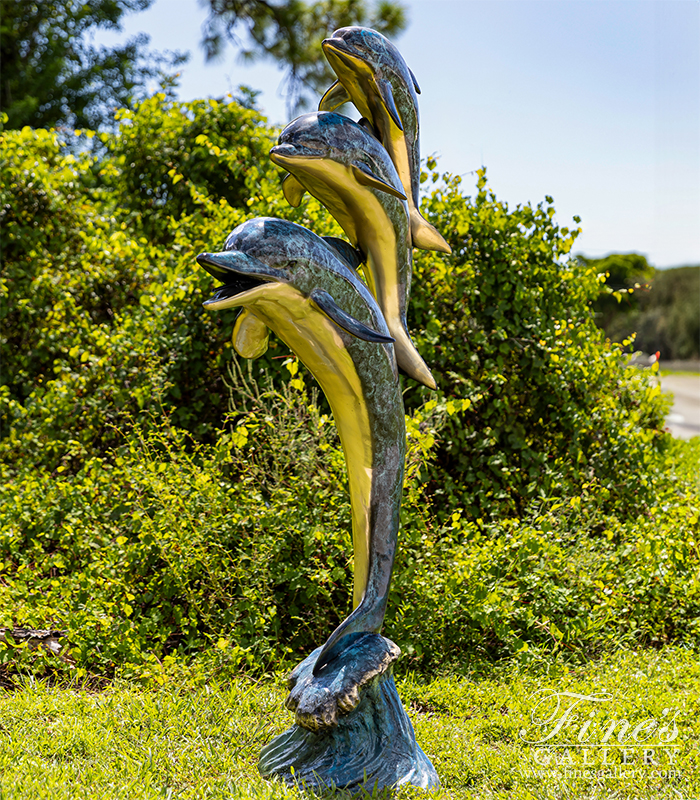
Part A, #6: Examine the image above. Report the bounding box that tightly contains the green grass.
[1,647,698,799]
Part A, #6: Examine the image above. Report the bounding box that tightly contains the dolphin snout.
[271,143,326,168]
[270,143,297,158]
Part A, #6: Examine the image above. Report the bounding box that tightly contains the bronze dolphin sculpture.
[271,111,436,390]
[196,217,406,673]
[319,26,451,255]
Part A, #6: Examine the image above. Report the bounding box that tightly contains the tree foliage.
[581,253,700,361]
[0,0,186,129]
[200,0,407,115]
[577,252,654,331]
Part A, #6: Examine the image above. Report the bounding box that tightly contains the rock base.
[258,633,439,793]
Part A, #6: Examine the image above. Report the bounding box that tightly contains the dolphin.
[319,26,451,255]
[270,111,437,390]
[196,217,406,674]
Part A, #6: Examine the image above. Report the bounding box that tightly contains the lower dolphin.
[196,217,406,673]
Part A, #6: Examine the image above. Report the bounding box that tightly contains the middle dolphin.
[196,217,406,674]
[270,111,437,390]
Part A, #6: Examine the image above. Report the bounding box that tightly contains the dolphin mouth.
[196,253,266,305]
[270,145,323,166]
[206,275,264,304]
[322,39,367,71]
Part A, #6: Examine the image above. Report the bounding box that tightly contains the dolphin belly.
[321,39,451,255]
[244,284,378,608]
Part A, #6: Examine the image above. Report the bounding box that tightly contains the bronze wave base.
[259,633,439,793]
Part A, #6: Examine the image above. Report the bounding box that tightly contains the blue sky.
[96,0,700,268]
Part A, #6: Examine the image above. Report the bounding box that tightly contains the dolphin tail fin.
[319,80,351,112]
[312,599,384,676]
[410,208,452,254]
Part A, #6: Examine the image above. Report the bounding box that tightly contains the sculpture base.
[259,634,439,793]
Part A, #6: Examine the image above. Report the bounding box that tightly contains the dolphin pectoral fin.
[393,326,437,390]
[374,78,403,131]
[351,162,407,200]
[233,309,269,359]
[410,208,452,254]
[322,237,364,271]
[397,351,437,390]
[319,80,351,111]
[310,289,394,344]
[282,173,306,207]
[409,67,421,95]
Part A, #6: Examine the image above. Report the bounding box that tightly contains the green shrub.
[406,170,670,518]
[389,438,700,670]
[1,97,696,683]
[630,266,700,360]
[0,369,441,681]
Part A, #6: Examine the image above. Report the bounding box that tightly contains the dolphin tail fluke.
[410,208,452,254]
[312,599,384,676]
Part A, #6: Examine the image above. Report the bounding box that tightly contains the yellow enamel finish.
[206,281,373,608]
[232,309,269,359]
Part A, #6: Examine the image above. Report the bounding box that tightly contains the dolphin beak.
[196,252,267,307]
[270,143,322,168]
[321,38,347,56]
[270,143,296,160]
[269,144,297,168]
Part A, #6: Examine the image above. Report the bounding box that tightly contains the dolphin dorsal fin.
[310,289,394,344]
[282,172,306,207]
[322,237,364,271]
[409,67,421,95]
[374,78,403,131]
[351,161,406,200]
[358,117,380,140]
[319,80,351,112]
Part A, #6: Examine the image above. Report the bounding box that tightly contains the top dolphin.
[271,111,436,389]
[319,26,451,255]
[196,217,406,674]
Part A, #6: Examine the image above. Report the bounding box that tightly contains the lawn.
[1,647,697,799]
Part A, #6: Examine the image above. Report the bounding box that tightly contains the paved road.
[659,374,700,440]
